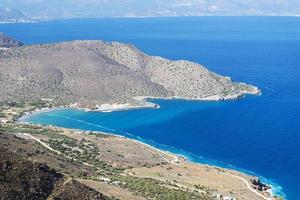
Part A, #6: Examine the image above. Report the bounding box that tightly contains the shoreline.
[19,119,279,199]
[18,89,263,124]
[18,91,262,119]
[16,97,234,122]
[17,101,283,200]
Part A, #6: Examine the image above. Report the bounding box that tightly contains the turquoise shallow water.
[2,17,300,199]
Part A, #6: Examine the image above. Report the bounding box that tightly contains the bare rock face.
[0,32,23,48]
[251,178,272,192]
[0,40,260,107]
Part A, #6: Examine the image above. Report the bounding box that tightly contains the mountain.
[0,39,259,107]
[0,8,31,23]
[1,0,300,20]
[0,33,23,48]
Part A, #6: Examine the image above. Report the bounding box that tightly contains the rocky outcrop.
[0,40,260,107]
[251,178,272,192]
[0,32,23,48]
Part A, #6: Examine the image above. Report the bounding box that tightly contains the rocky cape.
[0,38,260,108]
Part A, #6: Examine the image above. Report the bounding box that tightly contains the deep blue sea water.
[2,17,300,199]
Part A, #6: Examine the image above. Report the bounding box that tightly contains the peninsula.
[0,39,260,110]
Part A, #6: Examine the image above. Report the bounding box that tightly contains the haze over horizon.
[1,0,300,20]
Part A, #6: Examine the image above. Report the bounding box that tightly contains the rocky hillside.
[49,179,111,200]
[0,39,259,107]
[0,33,23,48]
[0,146,111,200]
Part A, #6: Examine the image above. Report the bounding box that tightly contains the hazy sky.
[1,0,300,19]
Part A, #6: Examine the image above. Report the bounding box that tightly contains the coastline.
[17,92,260,122]
[18,117,278,199]
[17,100,283,200]
[17,81,262,119]
[1,16,297,200]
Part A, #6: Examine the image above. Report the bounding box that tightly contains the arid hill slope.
[0,40,259,107]
[0,144,111,200]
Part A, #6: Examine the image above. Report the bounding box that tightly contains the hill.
[0,143,111,200]
[0,40,259,108]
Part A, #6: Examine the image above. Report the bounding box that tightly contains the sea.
[2,17,300,200]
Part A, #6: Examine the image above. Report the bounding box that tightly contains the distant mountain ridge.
[1,0,300,20]
[0,8,31,23]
